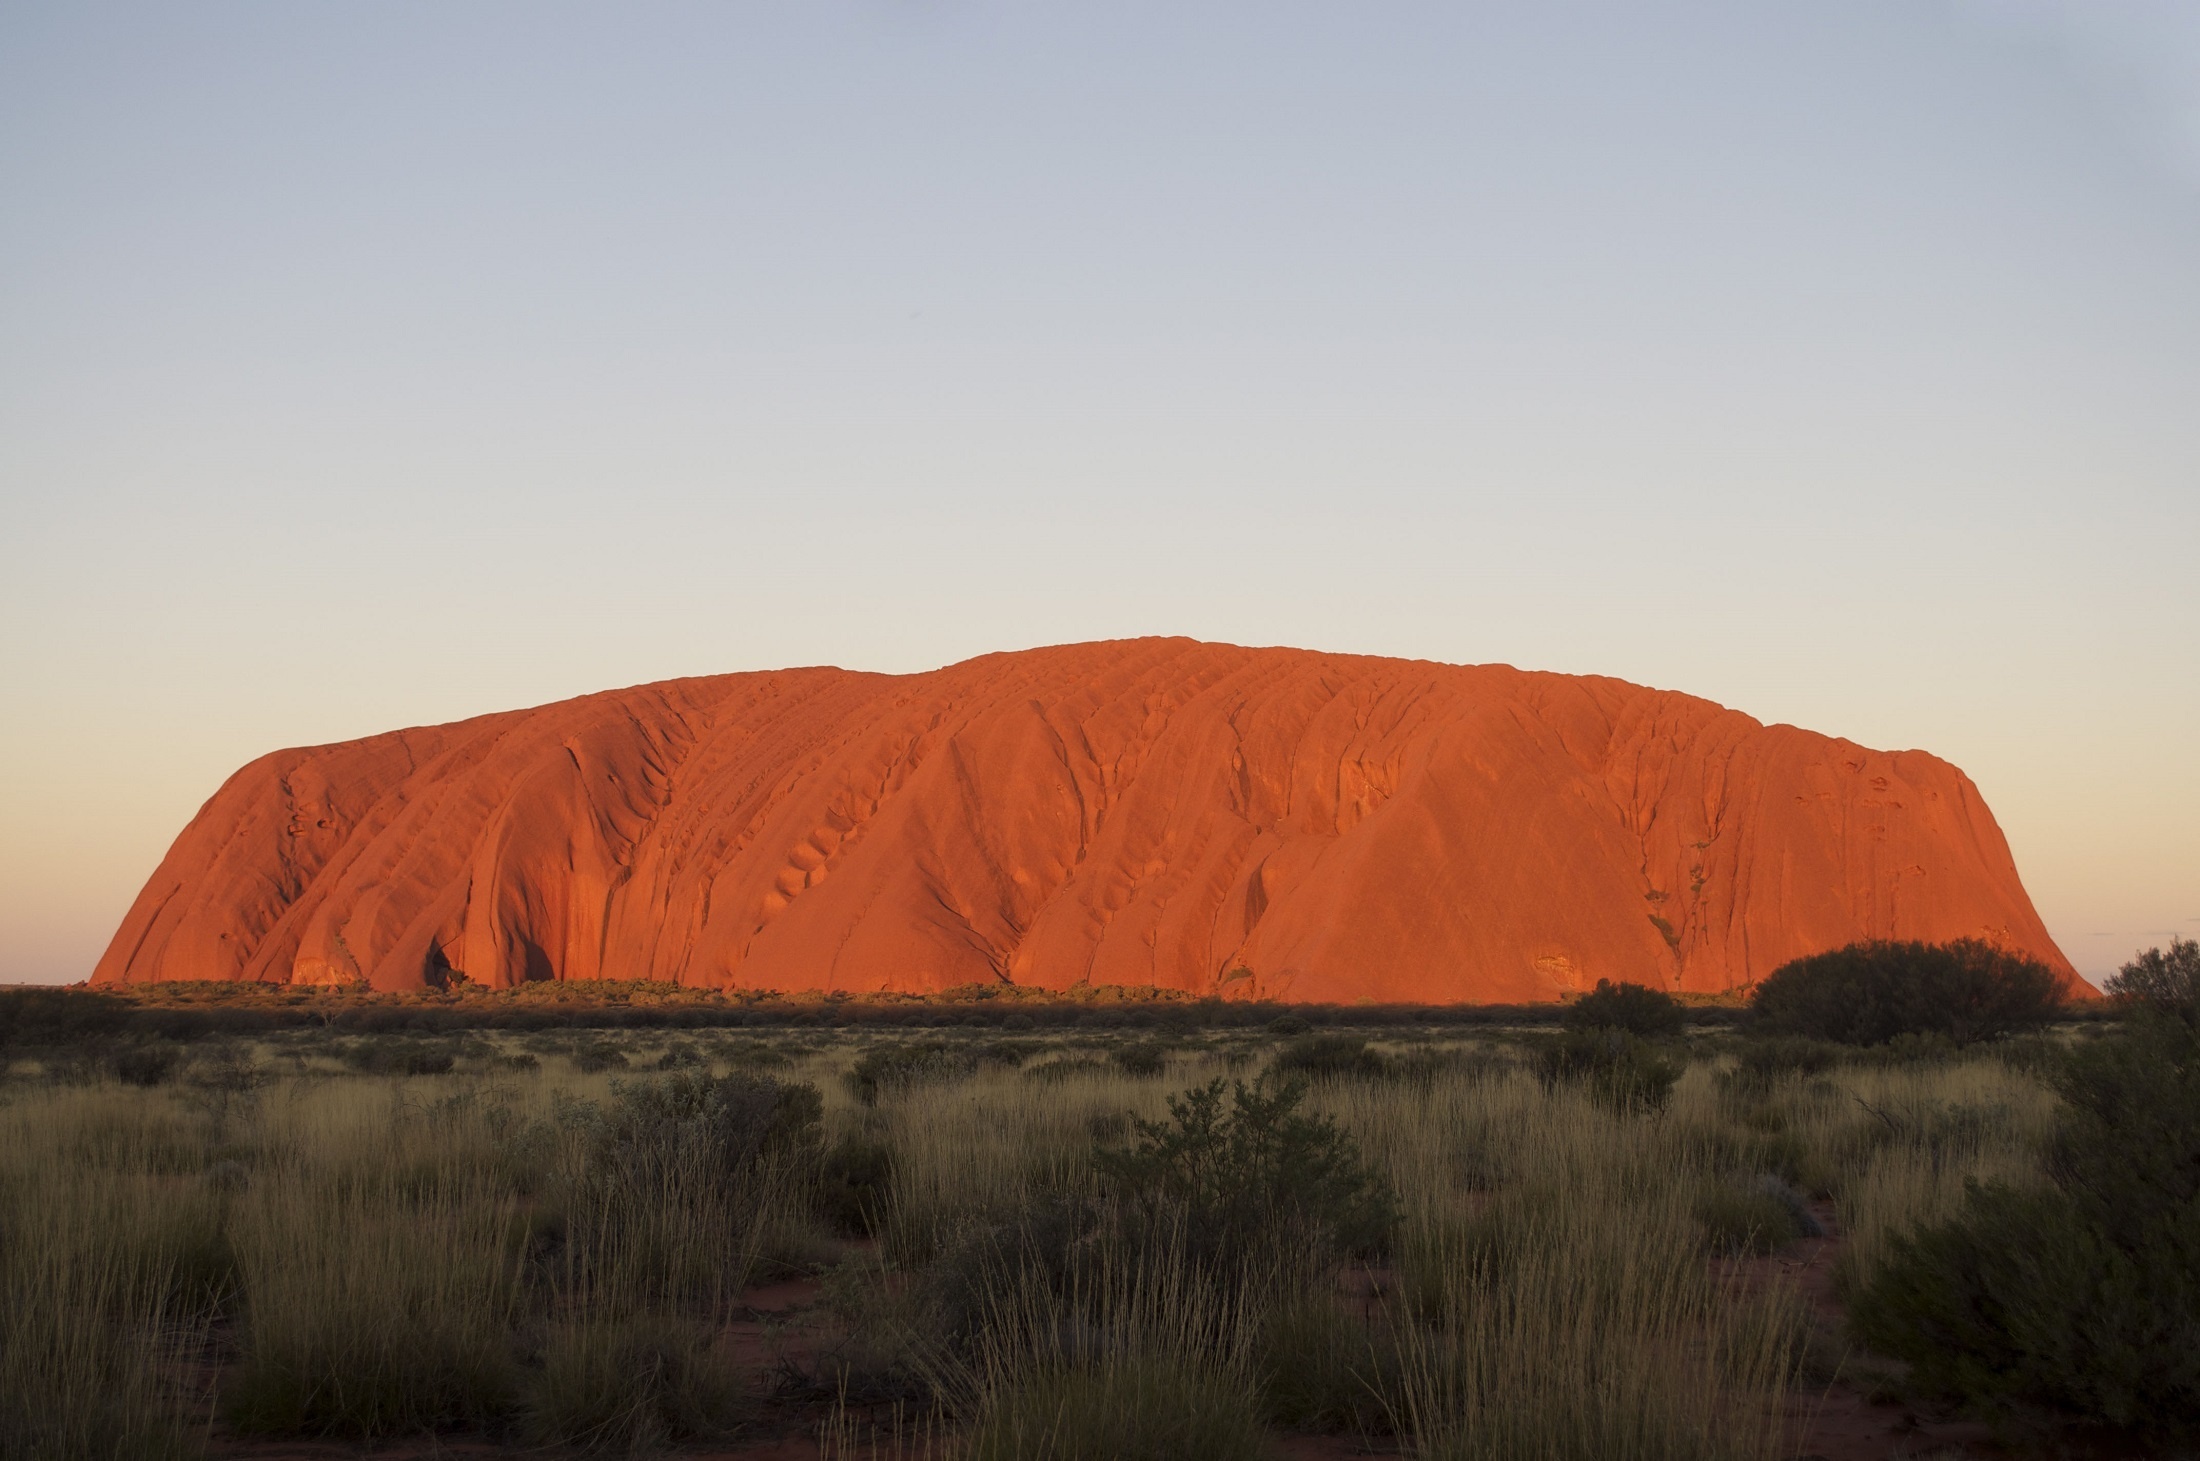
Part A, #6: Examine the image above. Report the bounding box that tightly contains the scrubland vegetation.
[0,941,2190,1459]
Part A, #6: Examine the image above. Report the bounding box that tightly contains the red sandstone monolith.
[92,639,2082,1001]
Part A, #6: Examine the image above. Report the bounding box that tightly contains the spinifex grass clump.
[519,1070,819,1449]
[962,1351,1266,1461]
[1394,1204,1802,1461]
[1382,1072,1806,1461]
[0,1175,217,1461]
[222,1179,524,1435]
[522,1313,747,1453]
[946,1220,1274,1461]
[1693,1173,1822,1256]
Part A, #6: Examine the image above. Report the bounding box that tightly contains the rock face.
[93,639,2081,1002]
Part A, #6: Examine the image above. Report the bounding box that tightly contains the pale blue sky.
[3,1,2195,983]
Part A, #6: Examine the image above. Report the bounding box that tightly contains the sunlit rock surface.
[94,639,2080,1001]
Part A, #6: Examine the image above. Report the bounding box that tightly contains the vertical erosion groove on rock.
[92,638,2080,1002]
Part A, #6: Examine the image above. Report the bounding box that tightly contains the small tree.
[1747,938,2065,1046]
[2105,937,2199,1030]
[1562,979,1685,1039]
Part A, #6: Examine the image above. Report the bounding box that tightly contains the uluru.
[92,638,2079,1003]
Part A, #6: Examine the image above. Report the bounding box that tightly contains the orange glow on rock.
[92,639,2083,1002]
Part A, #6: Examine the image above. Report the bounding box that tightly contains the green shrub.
[1531,1030,1681,1115]
[845,1043,978,1105]
[1851,951,2200,1433]
[1096,1074,1397,1264]
[1748,939,2065,1046]
[1563,980,1685,1039]
[1267,1014,1310,1036]
[1270,1034,1388,1080]
[964,1356,1265,1461]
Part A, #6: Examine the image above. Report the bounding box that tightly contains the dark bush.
[650,1042,706,1071]
[815,1132,895,1237]
[1726,1036,1842,1088]
[338,1037,458,1075]
[975,1039,1031,1069]
[0,987,130,1048]
[404,1045,456,1075]
[1269,1034,1388,1081]
[1266,1014,1311,1037]
[1851,945,2200,1434]
[1748,939,2066,1046]
[1023,1057,1112,1083]
[1531,1029,1681,1115]
[1111,1041,1168,1076]
[1386,1045,1512,1085]
[593,1071,822,1189]
[111,1043,181,1087]
[1562,979,1685,1039]
[844,1043,977,1105]
[2105,936,2199,1028]
[571,1043,629,1074]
